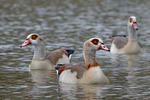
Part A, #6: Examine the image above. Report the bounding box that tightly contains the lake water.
[0,0,150,100]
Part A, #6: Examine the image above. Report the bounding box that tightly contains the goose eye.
[130,18,133,23]
[31,34,38,40]
[91,39,99,45]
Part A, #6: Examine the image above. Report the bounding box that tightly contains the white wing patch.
[56,54,70,64]
[59,70,78,84]
[110,43,120,54]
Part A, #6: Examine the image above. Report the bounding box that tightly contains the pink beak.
[21,39,31,47]
[132,22,138,30]
[99,44,109,51]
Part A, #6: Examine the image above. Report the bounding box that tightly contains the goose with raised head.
[21,33,74,70]
[110,16,143,54]
[55,38,109,84]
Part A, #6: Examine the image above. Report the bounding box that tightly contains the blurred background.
[0,0,150,100]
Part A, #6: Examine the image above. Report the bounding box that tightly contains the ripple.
[0,0,150,100]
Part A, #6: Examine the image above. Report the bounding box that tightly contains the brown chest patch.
[58,65,66,75]
[87,62,99,69]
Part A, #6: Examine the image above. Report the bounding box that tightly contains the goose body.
[21,33,74,70]
[110,16,143,54]
[56,38,109,84]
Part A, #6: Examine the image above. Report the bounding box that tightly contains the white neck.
[128,25,137,40]
[33,43,46,59]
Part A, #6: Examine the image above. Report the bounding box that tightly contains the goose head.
[128,16,138,31]
[83,38,109,67]
[21,33,44,47]
[83,38,109,52]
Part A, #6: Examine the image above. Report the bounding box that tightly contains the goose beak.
[21,39,31,48]
[132,22,138,30]
[99,44,110,51]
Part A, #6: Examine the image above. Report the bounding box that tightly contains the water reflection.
[126,54,142,99]
[126,54,139,83]
[30,70,57,84]
[59,83,106,100]
[111,53,140,84]
[29,70,57,99]
[81,84,104,100]
[110,54,144,99]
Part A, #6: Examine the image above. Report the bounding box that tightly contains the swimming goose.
[21,33,74,70]
[55,38,109,84]
[110,16,143,54]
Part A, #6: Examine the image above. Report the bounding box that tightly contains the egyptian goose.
[110,16,144,54]
[21,33,74,70]
[55,38,109,84]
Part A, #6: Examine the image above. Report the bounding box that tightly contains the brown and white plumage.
[21,33,74,70]
[56,38,109,84]
[110,16,143,54]
[46,49,69,65]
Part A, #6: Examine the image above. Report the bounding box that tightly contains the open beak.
[21,39,31,48]
[99,44,110,51]
[132,22,138,30]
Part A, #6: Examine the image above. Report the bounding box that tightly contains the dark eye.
[31,34,38,40]
[130,18,133,23]
[91,39,99,45]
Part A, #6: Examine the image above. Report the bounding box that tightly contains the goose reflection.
[59,83,107,100]
[30,70,57,83]
[126,54,139,83]
[30,70,57,98]
[126,54,144,99]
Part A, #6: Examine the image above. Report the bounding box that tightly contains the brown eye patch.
[91,39,99,45]
[31,34,38,40]
[130,18,133,23]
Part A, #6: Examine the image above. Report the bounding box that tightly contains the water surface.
[0,0,150,100]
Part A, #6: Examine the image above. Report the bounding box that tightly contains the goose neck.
[128,25,137,40]
[83,48,99,69]
[33,44,47,59]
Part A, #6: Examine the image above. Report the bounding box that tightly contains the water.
[0,0,150,99]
